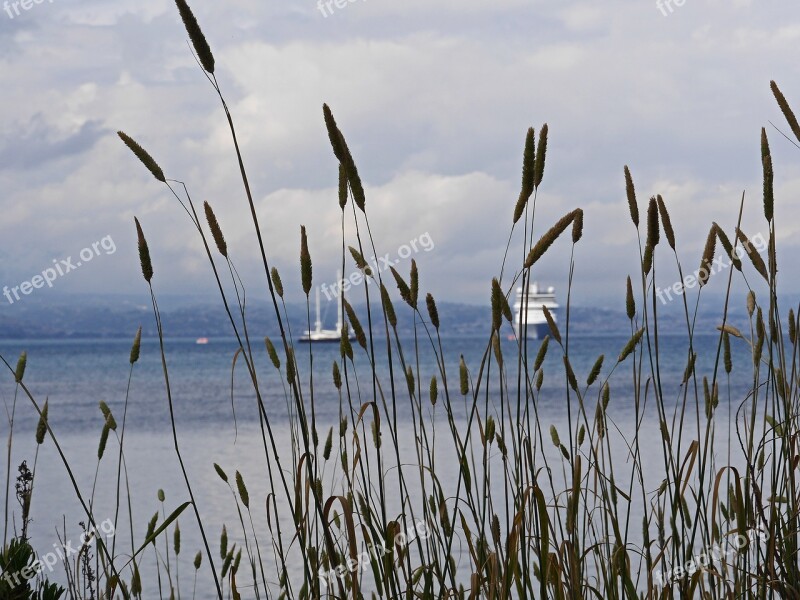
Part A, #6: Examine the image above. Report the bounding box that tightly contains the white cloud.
[1,0,799,307]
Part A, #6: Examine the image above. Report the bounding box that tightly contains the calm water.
[0,333,754,598]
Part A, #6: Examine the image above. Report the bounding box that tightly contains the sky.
[1,0,800,311]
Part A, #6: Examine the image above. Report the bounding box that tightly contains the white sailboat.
[512,280,558,339]
[300,273,352,343]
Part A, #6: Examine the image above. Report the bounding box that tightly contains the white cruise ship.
[512,280,558,339]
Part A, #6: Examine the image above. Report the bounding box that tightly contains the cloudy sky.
[1,0,799,311]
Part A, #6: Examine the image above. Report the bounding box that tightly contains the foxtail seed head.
[762,128,774,223]
[174,0,215,74]
[343,298,366,349]
[572,208,584,244]
[513,127,536,223]
[624,166,639,227]
[265,337,280,369]
[380,283,397,328]
[712,223,741,271]
[587,354,604,386]
[36,400,48,445]
[235,471,249,508]
[542,305,561,344]
[390,266,412,307]
[349,246,372,275]
[656,195,675,250]
[618,328,645,363]
[698,225,717,287]
[14,351,26,383]
[533,335,549,372]
[459,355,469,395]
[300,226,312,296]
[646,196,660,248]
[625,276,635,320]
[270,267,284,298]
[426,293,440,330]
[409,260,419,309]
[770,80,800,143]
[322,104,347,163]
[117,131,166,182]
[338,163,348,209]
[332,361,341,390]
[533,124,548,188]
[491,278,512,330]
[214,463,228,483]
[134,217,153,283]
[736,229,769,281]
[642,244,653,275]
[204,201,228,257]
[524,210,578,268]
[130,326,142,364]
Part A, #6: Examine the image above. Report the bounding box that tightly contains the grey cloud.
[0,115,106,171]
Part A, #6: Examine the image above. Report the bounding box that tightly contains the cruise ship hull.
[513,321,553,340]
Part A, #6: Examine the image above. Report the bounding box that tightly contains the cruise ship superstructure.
[513,280,558,339]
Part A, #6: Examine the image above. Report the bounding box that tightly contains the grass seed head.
[770,80,800,142]
[409,259,419,309]
[626,276,635,320]
[204,201,228,257]
[134,217,154,283]
[698,225,717,287]
[426,293,440,329]
[459,355,469,395]
[338,163,348,209]
[300,226,312,296]
[524,210,577,268]
[130,327,142,364]
[343,298,366,348]
[380,283,397,328]
[174,0,215,73]
[624,166,639,227]
[513,127,536,223]
[390,266,413,307]
[332,361,341,389]
[117,131,166,182]
[235,471,249,508]
[646,196,660,248]
[533,335,550,372]
[35,400,49,445]
[270,267,284,299]
[656,195,675,250]
[572,208,584,244]
[264,337,280,369]
[533,123,548,188]
[14,351,26,383]
[762,128,774,222]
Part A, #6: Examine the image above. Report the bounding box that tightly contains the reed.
[2,6,800,599]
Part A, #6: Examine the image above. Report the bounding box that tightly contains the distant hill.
[0,292,759,340]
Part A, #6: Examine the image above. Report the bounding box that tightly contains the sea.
[0,332,757,598]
